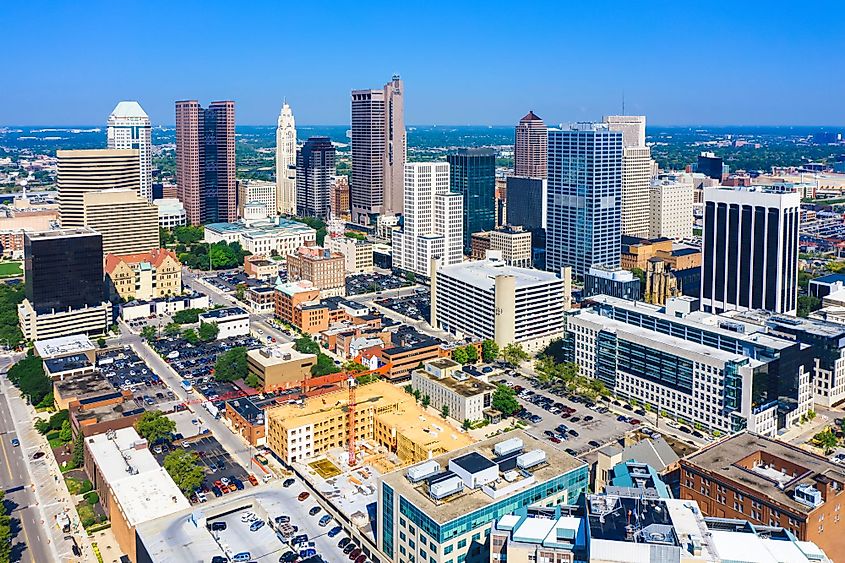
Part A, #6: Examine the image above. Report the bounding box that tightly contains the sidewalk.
[0,374,96,562]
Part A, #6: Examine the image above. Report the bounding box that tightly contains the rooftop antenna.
[622,90,626,116]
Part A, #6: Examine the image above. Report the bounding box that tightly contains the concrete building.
[326,234,374,273]
[649,178,694,240]
[490,226,532,268]
[237,179,276,219]
[377,431,588,563]
[330,175,351,219]
[246,342,317,392]
[18,300,111,341]
[702,187,800,315]
[119,293,209,321]
[546,123,623,278]
[203,216,316,256]
[198,306,250,339]
[296,136,335,218]
[104,248,181,302]
[107,101,153,201]
[83,427,189,562]
[266,380,472,465]
[224,398,266,446]
[275,101,297,215]
[286,246,346,297]
[350,75,405,223]
[57,149,140,227]
[604,115,651,238]
[432,253,567,351]
[152,198,186,228]
[81,188,160,255]
[410,358,496,422]
[175,100,236,225]
[392,162,463,277]
[681,432,845,558]
[582,265,641,301]
[243,254,281,280]
[470,231,491,260]
[514,111,547,178]
[697,151,726,180]
[448,148,496,252]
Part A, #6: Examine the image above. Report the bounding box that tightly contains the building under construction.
[266,380,472,466]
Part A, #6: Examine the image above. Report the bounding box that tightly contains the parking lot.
[374,290,430,322]
[345,272,409,296]
[97,346,180,411]
[206,269,276,292]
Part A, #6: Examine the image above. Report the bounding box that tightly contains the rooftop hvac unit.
[494,437,524,457]
[407,460,441,482]
[517,449,546,470]
[430,475,463,500]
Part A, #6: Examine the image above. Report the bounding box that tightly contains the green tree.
[403,384,413,394]
[311,353,341,376]
[294,336,320,355]
[441,404,450,419]
[451,347,468,364]
[172,308,203,324]
[141,325,157,341]
[214,347,248,382]
[0,283,25,349]
[70,432,85,469]
[235,283,247,301]
[813,428,839,454]
[163,449,205,495]
[421,394,431,408]
[0,489,10,563]
[491,385,520,416]
[797,295,822,318]
[97,337,107,349]
[501,343,529,366]
[164,322,181,336]
[182,328,199,345]
[412,389,421,402]
[481,339,499,363]
[464,345,479,363]
[245,373,262,389]
[462,419,472,430]
[197,322,219,342]
[58,420,72,443]
[7,354,51,406]
[135,410,177,444]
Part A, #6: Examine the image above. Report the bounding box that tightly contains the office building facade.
[448,148,496,251]
[582,265,641,301]
[81,189,160,256]
[604,115,651,238]
[514,111,547,178]
[546,123,623,278]
[701,187,800,315]
[107,101,153,201]
[175,100,236,225]
[350,75,405,223]
[237,179,276,218]
[697,151,725,180]
[275,101,297,215]
[57,149,140,227]
[489,226,532,268]
[296,136,335,218]
[392,162,463,277]
[649,178,694,240]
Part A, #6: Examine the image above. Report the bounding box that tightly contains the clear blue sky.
[3,0,843,126]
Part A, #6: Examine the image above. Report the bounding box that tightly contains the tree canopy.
[172,308,204,324]
[198,322,220,342]
[214,347,248,382]
[294,337,320,355]
[481,339,499,363]
[501,343,529,366]
[7,353,51,406]
[163,449,205,495]
[0,283,25,349]
[491,385,520,416]
[135,410,177,444]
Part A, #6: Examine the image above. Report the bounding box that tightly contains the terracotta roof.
[105,248,178,274]
[520,110,543,122]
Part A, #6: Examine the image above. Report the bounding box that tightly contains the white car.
[221,477,231,486]
[240,511,256,522]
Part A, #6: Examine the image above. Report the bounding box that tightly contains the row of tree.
[0,283,24,349]
[7,353,51,407]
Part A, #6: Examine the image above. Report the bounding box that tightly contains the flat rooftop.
[381,430,585,524]
[437,256,562,292]
[34,333,95,358]
[54,370,115,398]
[417,370,497,398]
[227,398,264,424]
[684,432,845,514]
[199,306,248,319]
[247,342,315,366]
[43,353,93,374]
[205,217,315,237]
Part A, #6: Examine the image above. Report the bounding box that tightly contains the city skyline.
[2,2,844,126]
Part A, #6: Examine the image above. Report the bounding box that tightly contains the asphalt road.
[0,357,57,563]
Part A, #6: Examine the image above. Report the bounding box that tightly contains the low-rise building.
[225,398,266,446]
[243,254,281,280]
[326,235,374,273]
[410,358,496,422]
[274,280,321,326]
[54,370,129,411]
[153,198,186,228]
[594,435,680,493]
[244,285,275,314]
[34,333,97,363]
[490,226,533,267]
[119,293,209,321]
[378,338,443,382]
[246,342,316,392]
[105,248,182,302]
[286,245,346,297]
[470,231,491,260]
[18,300,112,341]
[83,427,190,562]
[197,307,250,339]
[582,265,641,301]
[204,216,316,256]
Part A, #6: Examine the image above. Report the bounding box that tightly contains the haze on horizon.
[2,0,843,127]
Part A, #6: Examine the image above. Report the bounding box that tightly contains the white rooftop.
[34,333,95,359]
[108,100,149,119]
[437,256,562,292]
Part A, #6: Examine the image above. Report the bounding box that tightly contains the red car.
[349,548,362,560]
[355,555,367,563]
[298,492,310,501]
[548,436,561,444]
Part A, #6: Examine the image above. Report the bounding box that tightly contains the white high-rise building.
[275,102,297,215]
[392,162,462,277]
[649,178,694,240]
[107,101,152,201]
[604,115,651,237]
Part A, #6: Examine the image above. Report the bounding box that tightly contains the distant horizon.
[4,123,845,129]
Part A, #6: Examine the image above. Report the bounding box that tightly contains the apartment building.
[410,358,496,422]
[326,235,374,273]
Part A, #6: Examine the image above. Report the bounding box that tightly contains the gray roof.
[600,437,679,473]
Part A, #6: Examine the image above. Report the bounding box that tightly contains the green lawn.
[0,261,22,277]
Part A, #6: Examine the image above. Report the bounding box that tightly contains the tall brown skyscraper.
[350,75,405,224]
[175,100,236,225]
[514,111,547,178]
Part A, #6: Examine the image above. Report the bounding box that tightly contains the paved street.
[0,355,91,563]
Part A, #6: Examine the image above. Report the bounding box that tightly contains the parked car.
[343,544,357,555]
[248,474,259,486]
[309,506,321,516]
[275,515,291,525]
[283,478,295,487]
[319,515,332,527]
[298,492,310,501]
[211,521,227,531]
[588,440,601,448]
[10,438,19,447]
[249,520,265,532]
[338,537,351,549]
[349,548,362,560]
[328,525,342,537]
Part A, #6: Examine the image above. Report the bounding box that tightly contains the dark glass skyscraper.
[448,148,496,251]
[697,151,725,180]
[24,228,104,313]
[296,136,336,219]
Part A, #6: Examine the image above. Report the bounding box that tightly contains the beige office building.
[649,178,694,240]
[326,235,374,273]
[286,246,346,297]
[81,189,159,255]
[410,358,496,422]
[57,149,140,227]
[604,116,651,238]
[490,226,532,268]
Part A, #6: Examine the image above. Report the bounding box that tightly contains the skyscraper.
[175,100,236,225]
[604,115,651,238]
[350,75,405,224]
[697,151,726,180]
[296,136,335,219]
[448,148,496,251]
[514,111,547,178]
[701,187,799,315]
[546,123,623,278]
[107,101,153,201]
[81,189,160,255]
[275,102,297,215]
[57,149,140,227]
[392,162,463,277]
